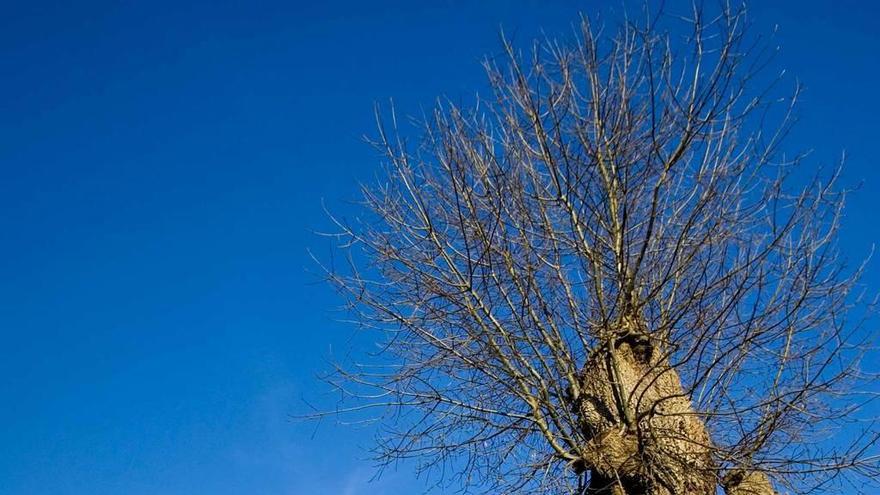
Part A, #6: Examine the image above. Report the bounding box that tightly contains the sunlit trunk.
[573,325,776,495]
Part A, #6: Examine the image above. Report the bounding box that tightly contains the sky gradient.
[1,1,878,494]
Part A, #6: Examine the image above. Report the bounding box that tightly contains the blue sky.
[0,1,877,494]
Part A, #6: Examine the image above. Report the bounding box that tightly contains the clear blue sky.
[0,1,877,494]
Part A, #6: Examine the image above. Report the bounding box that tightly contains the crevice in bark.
[582,469,650,495]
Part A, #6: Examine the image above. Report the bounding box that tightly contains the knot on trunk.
[722,468,777,495]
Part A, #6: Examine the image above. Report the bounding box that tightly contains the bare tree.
[310,3,878,494]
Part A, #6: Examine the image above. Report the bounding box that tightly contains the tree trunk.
[573,325,776,495]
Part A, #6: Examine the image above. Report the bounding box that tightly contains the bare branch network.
[310,4,878,494]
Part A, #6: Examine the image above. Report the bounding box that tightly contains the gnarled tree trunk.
[572,321,776,495]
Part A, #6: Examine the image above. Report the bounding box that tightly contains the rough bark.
[572,321,777,495]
